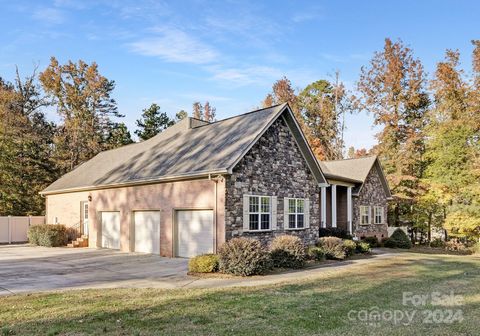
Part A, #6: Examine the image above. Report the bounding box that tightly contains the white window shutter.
[243,195,250,231]
[305,199,310,228]
[284,197,289,230]
[271,196,277,230]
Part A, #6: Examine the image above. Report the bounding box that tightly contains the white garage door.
[176,210,214,258]
[101,211,120,249]
[134,211,160,254]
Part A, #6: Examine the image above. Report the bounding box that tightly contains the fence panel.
[0,216,45,243]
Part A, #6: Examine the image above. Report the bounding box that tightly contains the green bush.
[318,236,346,260]
[218,238,271,276]
[269,235,306,269]
[383,229,412,249]
[27,224,68,247]
[470,242,480,255]
[342,239,357,257]
[319,227,352,240]
[362,236,379,248]
[306,246,325,261]
[429,238,445,248]
[356,241,371,254]
[188,254,219,273]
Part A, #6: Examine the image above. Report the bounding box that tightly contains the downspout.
[209,174,218,253]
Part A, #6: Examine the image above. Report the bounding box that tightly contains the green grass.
[1,253,479,335]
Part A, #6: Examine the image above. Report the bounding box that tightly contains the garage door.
[134,211,160,254]
[176,210,214,258]
[101,211,120,249]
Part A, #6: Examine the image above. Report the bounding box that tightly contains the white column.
[347,187,352,234]
[321,187,327,228]
[331,185,337,228]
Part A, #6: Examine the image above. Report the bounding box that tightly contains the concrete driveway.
[0,245,190,295]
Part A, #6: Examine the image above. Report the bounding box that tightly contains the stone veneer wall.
[224,116,320,246]
[352,165,388,239]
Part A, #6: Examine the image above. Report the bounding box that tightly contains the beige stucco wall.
[45,177,226,257]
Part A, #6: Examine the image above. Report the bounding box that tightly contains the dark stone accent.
[353,166,388,239]
[224,117,320,246]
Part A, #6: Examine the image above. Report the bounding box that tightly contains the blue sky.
[1,0,478,149]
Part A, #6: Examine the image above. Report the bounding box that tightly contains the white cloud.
[208,65,282,86]
[128,27,218,64]
[32,7,66,25]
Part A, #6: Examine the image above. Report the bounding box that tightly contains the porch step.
[67,236,88,248]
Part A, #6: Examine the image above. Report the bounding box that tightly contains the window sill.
[243,229,273,233]
[284,227,306,231]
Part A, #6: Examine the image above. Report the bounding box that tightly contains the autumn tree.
[263,77,300,118]
[425,42,480,240]
[135,103,174,141]
[192,102,203,119]
[356,38,430,225]
[0,69,57,215]
[347,147,370,159]
[39,57,123,174]
[204,101,216,122]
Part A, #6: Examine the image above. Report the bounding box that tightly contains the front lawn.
[1,253,479,335]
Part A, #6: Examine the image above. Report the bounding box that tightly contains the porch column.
[331,184,337,228]
[347,187,352,234]
[321,186,327,228]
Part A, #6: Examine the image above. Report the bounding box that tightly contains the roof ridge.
[323,155,377,163]
[193,103,287,129]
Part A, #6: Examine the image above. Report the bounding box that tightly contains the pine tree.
[176,110,188,121]
[135,103,174,141]
[107,122,134,148]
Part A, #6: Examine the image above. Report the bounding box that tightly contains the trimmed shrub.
[269,235,306,269]
[356,241,371,254]
[188,254,219,273]
[429,238,445,248]
[342,239,357,257]
[218,238,271,276]
[27,224,68,247]
[319,227,352,240]
[306,246,325,261]
[390,228,412,249]
[383,238,397,248]
[318,236,346,260]
[362,236,379,248]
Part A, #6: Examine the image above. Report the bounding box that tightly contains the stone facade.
[352,165,388,239]
[224,117,320,246]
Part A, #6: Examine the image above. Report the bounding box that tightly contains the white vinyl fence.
[0,216,45,243]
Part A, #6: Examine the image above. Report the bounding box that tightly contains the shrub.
[318,236,346,260]
[27,224,68,247]
[269,235,306,269]
[445,239,469,253]
[383,229,412,249]
[362,236,379,248]
[429,238,445,248]
[342,239,357,257]
[218,238,271,276]
[356,241,371,254]
[470,242,480,255]
[306,246,325,261]
[188,254,219,273]
[319,227,352,240]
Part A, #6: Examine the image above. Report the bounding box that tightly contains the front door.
[82,202,89,236]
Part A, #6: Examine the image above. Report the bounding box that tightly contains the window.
[248,196,271,231]
[374,206,384,224]
[287,198,305,229]
[360,206,370,225]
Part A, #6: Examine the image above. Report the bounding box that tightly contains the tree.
[107,123,134,148]
[192,102,203,119]
[135,103,174,141]
[203,101,216,122]
[356,38,430,225]
[176,110,188,121]
[347,147,370,159]
[0,69,57,215]
[263,77,300,118]
[39,57,122,174]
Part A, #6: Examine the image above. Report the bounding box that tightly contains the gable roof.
[320,156,392,198]
[41,103,327,195]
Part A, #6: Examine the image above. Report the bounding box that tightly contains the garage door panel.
[134,211,160,254]
[177,210,213,258]
[101,212,120,249]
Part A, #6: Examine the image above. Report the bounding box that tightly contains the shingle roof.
[319,156,378,183]
[42,103,326,194]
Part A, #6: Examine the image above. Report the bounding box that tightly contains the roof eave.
[40,169,229,196]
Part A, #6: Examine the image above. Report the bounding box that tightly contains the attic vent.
[188,118,210,129]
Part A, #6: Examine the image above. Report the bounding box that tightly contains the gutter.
[40,169,229,196]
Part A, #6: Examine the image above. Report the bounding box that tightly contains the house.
[40,103,391,257]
